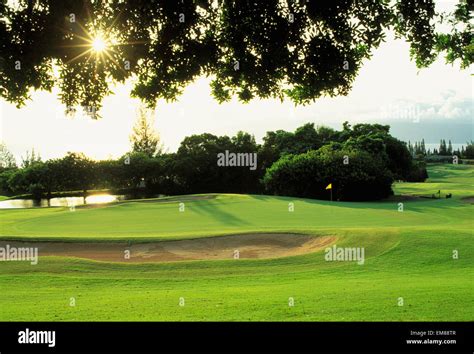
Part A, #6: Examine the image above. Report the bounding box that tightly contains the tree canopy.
[1,0,472,117]
[263,147,394,201]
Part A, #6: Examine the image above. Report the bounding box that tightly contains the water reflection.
[0,194,125,209]
[85,194,118,204]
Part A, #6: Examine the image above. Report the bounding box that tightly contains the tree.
[448,140,453,155]
[0,1,471,115]
[259,129,295,172]
[129,106,162,157]
[421,139,426,155]
[407,141,414,156]
[230,131,260,193]
[21,148,41,168]
[56,152,97,197]
[6,167,31,195]
[406,160,429,182]
[0,169,16,195]
[174,131,261,194]
[5,160,50,198]
[341,123,390,157]
[259,123,339,174]
[464,141,474,159]
[0,142,16,169]
[260,121,420,183]
[439,139,447,155]
[384,136,414,180]
[117,152,158,195]
[175,133,230,194]
[263,146,393,201]
[435,0,473,69]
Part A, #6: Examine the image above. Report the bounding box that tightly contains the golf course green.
[0,163,472,321]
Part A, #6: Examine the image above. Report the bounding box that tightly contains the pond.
[0,194,127,209]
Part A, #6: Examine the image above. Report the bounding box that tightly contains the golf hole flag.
[326,183,333,201]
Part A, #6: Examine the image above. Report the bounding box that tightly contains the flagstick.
[330,188,333,202]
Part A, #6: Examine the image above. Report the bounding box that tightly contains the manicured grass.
[0,164,472,321]
[1,178,472,241]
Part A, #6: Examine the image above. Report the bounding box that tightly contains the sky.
[0,1,472,162]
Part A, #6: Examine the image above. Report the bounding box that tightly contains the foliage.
[263,146,393,201]
[175,131,261,194]
[21,148,41,168]
[0,142,16,169]
[258,123,339,172]
[464,140,474,159]
[406,160,429,182]
[0,122,427,200]
[0,1,470,115]
[435,0,473,69]
[129,106,163,157]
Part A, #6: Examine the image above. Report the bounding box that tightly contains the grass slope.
[0,164,472,321]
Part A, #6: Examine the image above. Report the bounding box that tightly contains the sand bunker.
[0,234,335,263]
[461,196,474,204]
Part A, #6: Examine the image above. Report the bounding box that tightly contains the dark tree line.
[408,139,474,158]
[0,122,427,201]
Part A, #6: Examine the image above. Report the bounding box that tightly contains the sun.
[64,24,127,67]
[92,36,107,53]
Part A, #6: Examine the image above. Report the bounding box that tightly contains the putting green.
[0,164,472,321]
[1,168,472,241]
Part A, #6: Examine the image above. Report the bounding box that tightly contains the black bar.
[0,322,472,353]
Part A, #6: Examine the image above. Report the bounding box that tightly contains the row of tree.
[0,121,427,201]
[408,139,474,158]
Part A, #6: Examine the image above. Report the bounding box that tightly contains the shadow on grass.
[191,200,250,226]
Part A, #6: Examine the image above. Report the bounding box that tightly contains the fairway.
[0,164,473,321]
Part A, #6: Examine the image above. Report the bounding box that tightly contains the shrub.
[263,147,393,201]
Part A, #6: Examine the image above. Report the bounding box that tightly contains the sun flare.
[92,36,107,53]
